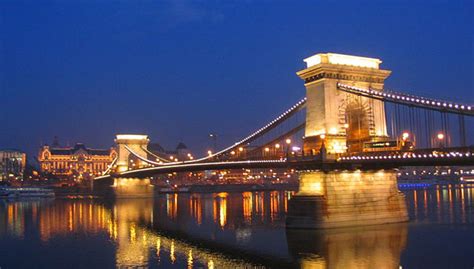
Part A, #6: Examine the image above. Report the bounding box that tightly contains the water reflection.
[404,184,473,223]
[0,184,473,268]
[287,224,408,269]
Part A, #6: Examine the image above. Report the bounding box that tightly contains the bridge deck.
[95,147,474,181]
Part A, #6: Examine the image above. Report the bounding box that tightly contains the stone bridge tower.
[297,53,391,154]
[115,134,149,172]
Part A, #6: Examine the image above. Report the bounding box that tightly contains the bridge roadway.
[95,147,474,180]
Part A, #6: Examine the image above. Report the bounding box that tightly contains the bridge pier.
[286,170,408,229]
[112,178,154,198]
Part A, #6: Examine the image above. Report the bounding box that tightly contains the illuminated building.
[0,149,26,181]
[38,143,117,179]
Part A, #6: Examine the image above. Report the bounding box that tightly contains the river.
[0,184,473,268]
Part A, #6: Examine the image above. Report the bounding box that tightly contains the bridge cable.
[337,83,474,116]
[140,146,172,163]
[102,156,118,176]
[121,97,307,166]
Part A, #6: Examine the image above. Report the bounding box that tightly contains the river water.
[0,184,473,268]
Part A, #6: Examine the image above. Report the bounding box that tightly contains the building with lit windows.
[0,149,26,181]
[38,143,117,180]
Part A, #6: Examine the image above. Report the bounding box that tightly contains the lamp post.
[285,138,291,158]
[264,147,270,159]
[437,132,445,148]
[238,147,244,158]
[209,133,217,152]
[319,134,326,160]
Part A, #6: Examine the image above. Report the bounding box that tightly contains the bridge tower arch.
[115,134,150,172]
[297,53,391,154]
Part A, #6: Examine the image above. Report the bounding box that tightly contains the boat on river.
[0,187,55,199]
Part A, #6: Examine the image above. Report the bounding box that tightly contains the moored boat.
[0,187,55,199]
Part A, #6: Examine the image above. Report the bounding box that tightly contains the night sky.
[1,1,472,158]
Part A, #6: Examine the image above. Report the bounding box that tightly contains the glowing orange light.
[402,132,409,141]
[437,133,444,140]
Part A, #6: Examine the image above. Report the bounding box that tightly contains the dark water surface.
[0,184,473,268]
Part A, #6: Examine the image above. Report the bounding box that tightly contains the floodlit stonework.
[115,134,150,172]
[297,53,391,154]
[286,170,408,229]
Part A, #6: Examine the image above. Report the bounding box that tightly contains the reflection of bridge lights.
[188,249,193,268]
[130,223,136,242]
[208,260,215,269]
[156,238,161,257]
[170,240,176,264]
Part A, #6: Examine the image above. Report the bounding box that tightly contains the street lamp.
[402,132,409,141]
[285,139,291,157]
[209,133,217,151]
[437,132,445,148]
[437,133,444,140]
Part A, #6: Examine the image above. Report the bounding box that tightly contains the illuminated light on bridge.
[94,52,474,230]
[339,150,472,161]
[337,83,473,115]
[115,134,149,141]
[176,96,307,163]
[304,53,381,69]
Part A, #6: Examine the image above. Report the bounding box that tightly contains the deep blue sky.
[1,1,472,157]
